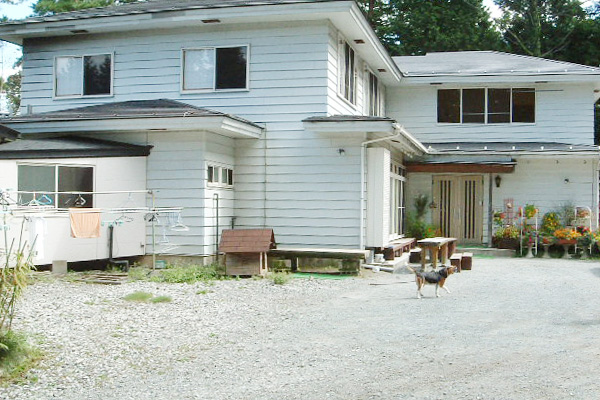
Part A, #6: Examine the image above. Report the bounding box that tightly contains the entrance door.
[432,175,483,244]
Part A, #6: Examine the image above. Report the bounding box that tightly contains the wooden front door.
[432,175,484,244]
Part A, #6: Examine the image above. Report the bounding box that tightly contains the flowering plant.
[541,235,555,245]
[524,204,537,219]
[541,212,562,235]
[493,211,506,226]
[553,228,582,241]
[576,208,590,218]
[494,225,519,239]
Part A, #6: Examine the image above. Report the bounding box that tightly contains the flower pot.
[557,239,576,258]
[494,238,520,250]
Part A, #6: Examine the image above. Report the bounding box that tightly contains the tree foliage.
[32,0,139,15]
[362,0,504,56]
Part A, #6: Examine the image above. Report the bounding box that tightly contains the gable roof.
[219,229,276,253]
[394,51,600,78]
[0,136,153,159]
[0,124,20,141]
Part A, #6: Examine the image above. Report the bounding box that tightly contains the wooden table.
[417,237,457,270]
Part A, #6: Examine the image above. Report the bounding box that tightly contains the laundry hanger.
[73,193,87,207]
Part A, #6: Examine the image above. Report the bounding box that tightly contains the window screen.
[437,89,460,123]
[56,57,83,97]
[183,49,215,90]
[18,165,56,206]
[462,89,485,123]
[512,88,535,123]
[83,54,112,96]
[215,46,248,90]
[488,89,511,123]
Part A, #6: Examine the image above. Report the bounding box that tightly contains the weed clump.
[151,263,222,284]
[150,295,172,303]
[123,291,153,302]
[269,272,291,285]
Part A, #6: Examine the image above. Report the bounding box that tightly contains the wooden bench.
[417,237,457,270]
[382,238,416,261]
[269,248,369,275]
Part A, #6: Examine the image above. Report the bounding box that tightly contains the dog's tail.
[406,265,418,275]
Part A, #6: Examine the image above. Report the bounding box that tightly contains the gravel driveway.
[2,258,600,400]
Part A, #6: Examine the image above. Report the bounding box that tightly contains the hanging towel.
[70,209,101,238]
[28,217,47,260]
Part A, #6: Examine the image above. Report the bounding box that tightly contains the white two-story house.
[0,0,598,265]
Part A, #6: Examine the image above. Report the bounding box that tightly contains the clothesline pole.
[152,190,156,270]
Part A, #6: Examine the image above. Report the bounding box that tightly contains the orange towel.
[70,208,101,238]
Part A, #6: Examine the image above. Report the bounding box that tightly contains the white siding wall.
[406,157,598,243]
[387,83,597,144]
[0,157,147,264]
[20,21,369,250]
[366,147,390,247]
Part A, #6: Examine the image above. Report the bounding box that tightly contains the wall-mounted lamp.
[495,175,502,188]
[564,178,570,184]
[338,148,346,156]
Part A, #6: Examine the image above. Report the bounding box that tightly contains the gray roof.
[0,124,20,141]
[0,99,261,128]
[394,51,600,77]
[424,141,600,153]
[0,0,344,26]
[0,136,153,159]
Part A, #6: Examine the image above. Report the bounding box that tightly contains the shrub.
[127,266,150,281]
[0,331,42,382]
[151,263,221,284]
[406,213,437,240]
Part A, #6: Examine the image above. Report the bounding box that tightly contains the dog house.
[219,229,276,276]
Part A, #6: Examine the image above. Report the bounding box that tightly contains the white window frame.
[181,45,250,93]
[364,67,385,117]
[337,36,357,106]
[53,53,114,99]
[17,163,96,208]
[389,161,406,240]
[437,87,536,125]
[206,162,234,189]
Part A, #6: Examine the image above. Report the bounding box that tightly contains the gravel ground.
[2,258,600,400]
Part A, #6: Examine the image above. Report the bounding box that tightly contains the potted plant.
[541,212,562,236]
[539,235,555,258]
[577,230,593,259]
[553,228,582,258]
[524,204,538,219]
[493,225,520,249]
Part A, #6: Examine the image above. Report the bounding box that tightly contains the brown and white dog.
[406,265,457,299]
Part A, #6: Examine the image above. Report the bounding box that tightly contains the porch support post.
[487,173,493,247]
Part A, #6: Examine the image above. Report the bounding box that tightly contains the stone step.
[457,247,514,258]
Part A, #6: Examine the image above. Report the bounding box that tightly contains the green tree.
[32,0,139,15]
[494,0,588,59]
[362,0,504,56]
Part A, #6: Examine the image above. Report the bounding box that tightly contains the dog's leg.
[435,284,440,297]
[442,284,451,294]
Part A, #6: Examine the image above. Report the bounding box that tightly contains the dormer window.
[55,54,113,98]
[182,46,249,92]
[438,88,535,124]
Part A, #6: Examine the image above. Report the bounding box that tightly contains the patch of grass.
[269,272,291,285]
[0,331,42,384]
[127,266,150,281]
[123,291,153,302]
[196,289,213,295]
[150,295,172,303]
[150,263,222,284]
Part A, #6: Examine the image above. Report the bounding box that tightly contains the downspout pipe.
[359,124,429,250]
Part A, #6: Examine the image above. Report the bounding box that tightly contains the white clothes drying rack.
[0,189,185,269]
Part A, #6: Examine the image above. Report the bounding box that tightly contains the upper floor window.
[55,54,112,97]
[365,70,384,116]
[437,88,535,124]
[338,39,357,104]
[182,46,248,92]
[18,164,94,208]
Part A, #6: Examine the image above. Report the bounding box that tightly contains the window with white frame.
[338,39,357,104]
[182,46,248,91]
[389,161,406,237]
[437,88,535,124]
[18,164,94,208]
[207,164,234,188]
[365,69,384,116]
[55,54,112,97]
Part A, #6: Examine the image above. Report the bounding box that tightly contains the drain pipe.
[359,124,428,250]
[213,193,220,256]
[108,225,129,271]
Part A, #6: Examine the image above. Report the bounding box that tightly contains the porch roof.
[0,99,263,139]
[0,136,153,159]
[423,141,600,156]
